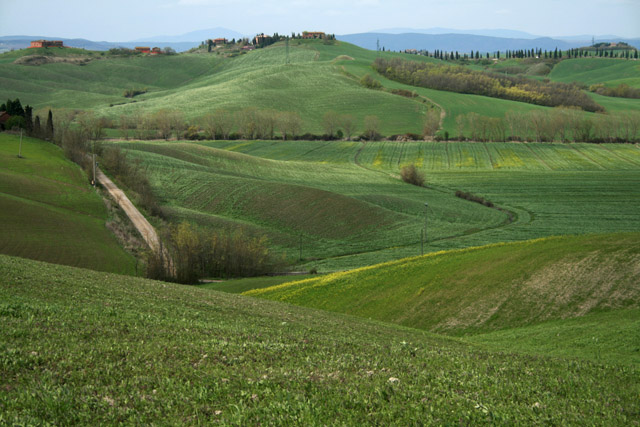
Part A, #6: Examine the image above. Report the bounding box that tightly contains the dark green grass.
[0,134,135,274]
[1,254,639,424]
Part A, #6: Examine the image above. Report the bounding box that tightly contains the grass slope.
[6,42,638,136]
[1,254,639,424]
[246,233,640,338]
[136,139,640,271]
[114,140,504,267]
[0,134,135,274]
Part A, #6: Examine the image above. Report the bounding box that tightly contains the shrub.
[360,74,382,89]
[400,164,425,187]
[455,190,494,208]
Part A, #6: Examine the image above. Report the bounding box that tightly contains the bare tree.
[341,114,355,140]
[236,107,258,139]
[322,111,341,138]
[52,108,77,145]
[213,109,234,140]
[277,112,302,140]
[363,115,380,140]
[200,113,217,140]
[422,109,440,139]
[455,114,466,140]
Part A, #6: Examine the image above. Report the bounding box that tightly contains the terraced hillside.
[0,134,135,274]
[247,233,640,358]
[1,253,638,424]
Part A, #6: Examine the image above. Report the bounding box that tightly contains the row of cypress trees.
[1,98,54,139]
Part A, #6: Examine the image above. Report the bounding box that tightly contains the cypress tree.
[24,105,33,135]
[34,116,41,138]
[46,110,54,139]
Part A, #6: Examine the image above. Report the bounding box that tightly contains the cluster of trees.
[408,46,638,62]
[147,222,284,284]
[0,98,54,138]
[373,58,604,112]
[589,83,640,99]
[454,108,640,143]
[113,107,381,141]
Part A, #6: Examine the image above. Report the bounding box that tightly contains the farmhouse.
[0,111,10,129]
[253,34,269,45]
[213,38,227,45]
[29,40,64,48]
[302,31,325,39]
[150,47,162,55]
[135,46,151,54]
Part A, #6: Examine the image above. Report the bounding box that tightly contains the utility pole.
[377,38,380,57]
[18,129,23,158]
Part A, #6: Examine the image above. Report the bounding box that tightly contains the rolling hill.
[246,233,640,337]
[3,39,639,138]
[1,253,638,424]
[0,133,136,274]
[112,138,640,271]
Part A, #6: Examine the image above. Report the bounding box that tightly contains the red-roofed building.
[302,31,325,39]
[213,38,227,45]
[30,40,64,48]
[135,46,151,54]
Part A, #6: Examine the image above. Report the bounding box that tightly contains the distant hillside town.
[29,40,65,48]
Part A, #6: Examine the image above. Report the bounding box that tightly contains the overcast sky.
[1,0,638,41]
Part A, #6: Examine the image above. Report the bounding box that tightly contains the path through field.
[95,168,161,252]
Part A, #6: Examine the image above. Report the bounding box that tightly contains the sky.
[1,0,638,41]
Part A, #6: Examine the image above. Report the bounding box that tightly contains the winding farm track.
[95,168,161,252]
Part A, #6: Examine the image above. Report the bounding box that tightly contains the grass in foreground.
[1,254,639,424]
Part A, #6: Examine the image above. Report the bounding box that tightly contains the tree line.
[372,58,604,112]
[1,98,54,138]
[113,107,382,142]
[453,108,640,143]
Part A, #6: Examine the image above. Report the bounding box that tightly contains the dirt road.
[95,168,161,252]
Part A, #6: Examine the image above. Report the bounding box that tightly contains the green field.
[111,139,640,271]
[4,41,639,137]
[0,134,135,274]
[2,253,639,424]
[246,233,640,335]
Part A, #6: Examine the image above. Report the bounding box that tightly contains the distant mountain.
[0,36,199,53]
[372,27,540,39]
[337,32,640,53]
[129,27,245,43]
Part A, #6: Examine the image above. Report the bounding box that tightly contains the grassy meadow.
[4,40,639,137]
[110,139,640,271]
[0,134,135,274]
[2,253,639,424]
[1,37,640,424]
